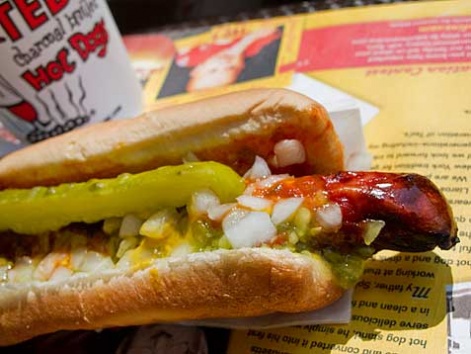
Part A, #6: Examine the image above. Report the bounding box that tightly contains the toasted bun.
[0,248,343,346]
[0,88,344,189]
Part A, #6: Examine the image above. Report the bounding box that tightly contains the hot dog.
[0,89,458,346]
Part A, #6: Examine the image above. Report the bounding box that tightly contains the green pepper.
[322,248,371,289]
[0,162,245,235]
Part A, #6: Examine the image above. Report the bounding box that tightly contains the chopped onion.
[70,247,87,271]
[223,209,276,248]
[362,219,385,245]
[208,203,235,221]
[315,203,342,232]
[271,198,304,225]
[79,251,114,273]
[236,195,272,211]
[33,252,68,281]
[119,214,144,238]
[272,139,306,168]
[244,156,272,179]
[222,208,248,230]
[116,247,153,270]
[116,251,133,270]
[49,266,74,282]
[171,243,193,257]
[6,257,34,284]
[255,174,290,189]
[190,189,220,216]
[116,237,139,258]
[140,209,178,239]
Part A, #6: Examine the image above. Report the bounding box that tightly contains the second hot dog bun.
[0,88,344,189]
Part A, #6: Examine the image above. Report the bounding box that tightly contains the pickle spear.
[0,162,245,235]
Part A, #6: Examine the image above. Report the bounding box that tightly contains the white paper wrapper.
[329,105,372,171]
[180,290,353,330]
[288,73,375,171]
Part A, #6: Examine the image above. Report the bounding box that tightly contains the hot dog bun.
[0,249,342,346]
[0,88,344,189]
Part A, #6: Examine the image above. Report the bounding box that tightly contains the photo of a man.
[158,26,282,98]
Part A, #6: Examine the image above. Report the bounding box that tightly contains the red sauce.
[251,171,458,252]
[251,176,328,210]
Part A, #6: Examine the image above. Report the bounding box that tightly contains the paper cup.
[0,0,141,151]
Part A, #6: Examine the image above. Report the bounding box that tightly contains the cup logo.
[0,0,141,147]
